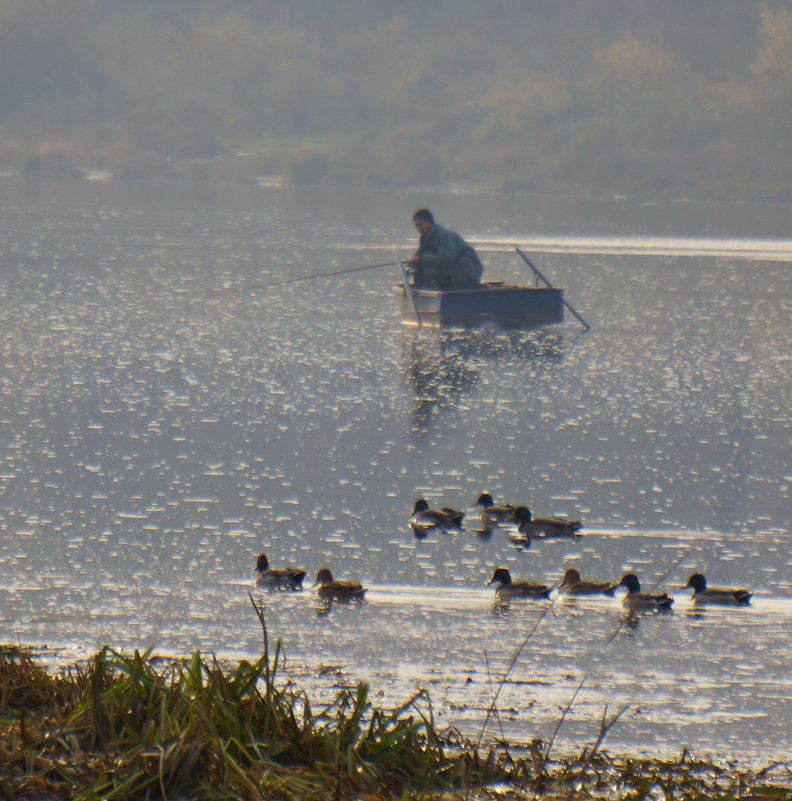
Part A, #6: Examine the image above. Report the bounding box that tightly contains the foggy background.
[1,0,791,198]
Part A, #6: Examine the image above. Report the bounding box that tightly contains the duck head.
[412,498,430,514]
[487,567,512,587]
[474,493,495,509]
[512,506,532,524]
[683,573,707,593]
[313,567,334,587]
[612,573,641,594]
[561,568,582,586]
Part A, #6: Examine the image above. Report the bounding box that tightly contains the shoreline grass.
[2,640,790,801]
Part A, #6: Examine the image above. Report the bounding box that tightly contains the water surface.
[1,176,790,763]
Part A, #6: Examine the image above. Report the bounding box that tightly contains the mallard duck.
[682,573,752,606]
[253,553,306,591]
[410,498,464,536]
[487,567,551,600]
[512,506,582,538]
[558,568,614,596]
[313,567,367,602]
[611,573,673,614]
[473,493,518,525]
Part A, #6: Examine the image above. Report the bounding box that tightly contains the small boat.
[395,247,589,331]
[396,282,564,329]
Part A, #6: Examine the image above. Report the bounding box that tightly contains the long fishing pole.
[206,260,398,297]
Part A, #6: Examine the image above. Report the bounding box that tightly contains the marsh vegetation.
[2,600,790,800]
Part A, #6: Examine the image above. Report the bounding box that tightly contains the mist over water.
[1,176,790,762]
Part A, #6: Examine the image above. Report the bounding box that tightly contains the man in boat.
[407,208,483,290]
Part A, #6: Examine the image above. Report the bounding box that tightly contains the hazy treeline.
[1,0,791,197]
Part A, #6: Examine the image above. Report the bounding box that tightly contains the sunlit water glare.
[1,177,790,764]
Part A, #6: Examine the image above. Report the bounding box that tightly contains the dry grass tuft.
[1,612,790,801]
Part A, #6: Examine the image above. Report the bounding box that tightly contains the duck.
[611,573,674,614]
[313,567,367,602]
[253,553,306,591]
[473,493,518,526]
[410,498,464,536]
[487,567,551,600]
[682,573,752,606]
[512,506,582,538]
[558,568,614,596]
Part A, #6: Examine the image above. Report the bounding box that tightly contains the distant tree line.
[1,0,790,198]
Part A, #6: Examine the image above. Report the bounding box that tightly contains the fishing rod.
[206,260,399,297]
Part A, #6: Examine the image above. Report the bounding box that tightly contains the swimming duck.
[682,573,752,606]
[558,568,614,596]
[611,573,673,614]
[512,506,582,538]
[313,567,367,602]
[473,493,518,525]
[253,553,306,591]
[410,498,464,536]
[487,567,551,600]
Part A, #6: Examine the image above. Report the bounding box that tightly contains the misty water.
[1,175,790,764]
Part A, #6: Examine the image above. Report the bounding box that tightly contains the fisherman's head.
[412,208,434,236]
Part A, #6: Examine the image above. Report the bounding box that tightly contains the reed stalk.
[1,564,789,801]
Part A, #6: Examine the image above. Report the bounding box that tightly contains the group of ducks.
[489,567,753,612]
[253,553,367,602]
[408,493,752,613]
[253,555,752,613]
[410,493,582,540]
[252,492,584,604]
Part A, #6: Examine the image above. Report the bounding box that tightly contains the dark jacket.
[414,223,484,284]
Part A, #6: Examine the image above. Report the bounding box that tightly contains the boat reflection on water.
[403,338,479,436]
[401,327,564,437]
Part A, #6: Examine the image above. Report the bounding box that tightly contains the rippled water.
[1,176,790,763]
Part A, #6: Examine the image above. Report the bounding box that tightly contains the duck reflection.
[402,328,564,435]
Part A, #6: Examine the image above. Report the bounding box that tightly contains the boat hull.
[397,283,564,329]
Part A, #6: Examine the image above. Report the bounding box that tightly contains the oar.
[395,250,422,327]
[514,246,590,331]
[205,261,398,297]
